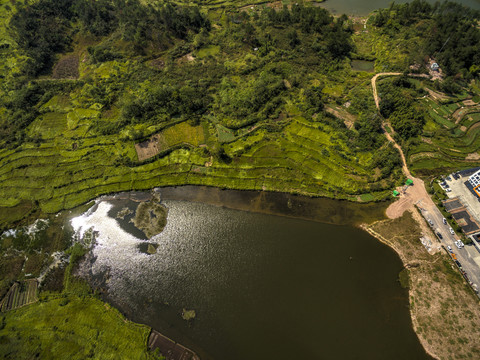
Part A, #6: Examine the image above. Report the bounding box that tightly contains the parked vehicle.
[447,245,452,252]
[443,218,447,225]
[436,232,443,239]
[458,240,465,248]
[455,241,462,249]
[428,219,434,226]
[449,227,455,235]
[455,260,462,267]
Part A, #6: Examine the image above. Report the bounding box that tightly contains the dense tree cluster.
[258,5,353,59]
[378,76,426,140]
[0,82,78,148]
[371,0,480,77]
[122,82,211,126]
[10,0,73,75]
[10,0,210,75]
[217,69,285,126]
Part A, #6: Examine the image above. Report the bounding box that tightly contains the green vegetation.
[371,1,480,77]
[0,294,161,359]
[365,0,480,176]
[0,0,408,228]
[0,225,163,359]
[2,0,480,358]
[378,76,426,140]
[132,200,168,239]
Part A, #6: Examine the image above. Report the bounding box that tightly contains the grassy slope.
[0,294,159,360]
[0,3,403,228]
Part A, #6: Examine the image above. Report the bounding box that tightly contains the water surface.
[351,59,375,72]
[73,191,431,360]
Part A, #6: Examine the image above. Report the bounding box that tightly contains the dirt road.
[372,72,480,290]
[371,73,429,179]
[371,73,440,249]
[371,72,433,214]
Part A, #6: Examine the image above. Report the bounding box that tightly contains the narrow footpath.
[371,73,434,221]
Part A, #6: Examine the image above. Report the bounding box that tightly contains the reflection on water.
[72,193,431,360]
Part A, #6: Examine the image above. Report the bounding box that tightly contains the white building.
[468,170,480,188]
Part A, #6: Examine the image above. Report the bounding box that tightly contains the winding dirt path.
[371,73,434,219]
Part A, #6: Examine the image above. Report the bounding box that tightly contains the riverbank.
[363,211,480,360]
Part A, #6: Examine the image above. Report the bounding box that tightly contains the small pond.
[351,59,375,72]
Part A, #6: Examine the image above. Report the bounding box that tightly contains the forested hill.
[372,1,480,78]
[10,0,210,76]
[0,0,480,226]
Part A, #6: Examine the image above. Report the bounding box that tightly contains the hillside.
[0,0,480,229]
[0,0,400,227]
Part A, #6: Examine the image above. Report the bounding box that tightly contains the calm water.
[73,190,431,360]
[351,60,375,72]
[318,0,480,15]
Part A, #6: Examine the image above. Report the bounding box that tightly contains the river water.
[318,0,480,15]
[72,188,431,360]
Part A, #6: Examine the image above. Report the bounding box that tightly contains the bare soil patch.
[176,52,195,64]
[52,55,79,79]
[150,57,165,70]
[135,123,205,161]
[325,105,356,129]
[466,152,480,161]
[135,134,161,162]
[463,99,477,106]
[409,152,438,162]
[366,212,480,360]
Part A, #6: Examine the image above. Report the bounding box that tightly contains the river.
[72,188,432,360]
[318,0,480,15]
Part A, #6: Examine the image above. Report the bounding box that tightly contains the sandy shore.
[362,208,480,360]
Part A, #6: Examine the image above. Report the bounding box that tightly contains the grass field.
[0,294,162,360]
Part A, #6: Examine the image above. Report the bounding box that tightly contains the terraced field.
[0,0,402,227]
[406,84,480,175]
[0,280,38,312]
[0,98,396,228]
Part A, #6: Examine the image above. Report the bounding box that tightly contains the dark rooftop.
[452,210,480,235]
[444,198,464,212]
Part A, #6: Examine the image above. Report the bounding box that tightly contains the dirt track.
[370,73,436,226]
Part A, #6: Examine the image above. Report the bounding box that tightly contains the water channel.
[317,0,480,15]
[72,188,432,360]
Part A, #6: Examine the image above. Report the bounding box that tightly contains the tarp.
[405,179,413,186]
[393,190,400,196]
